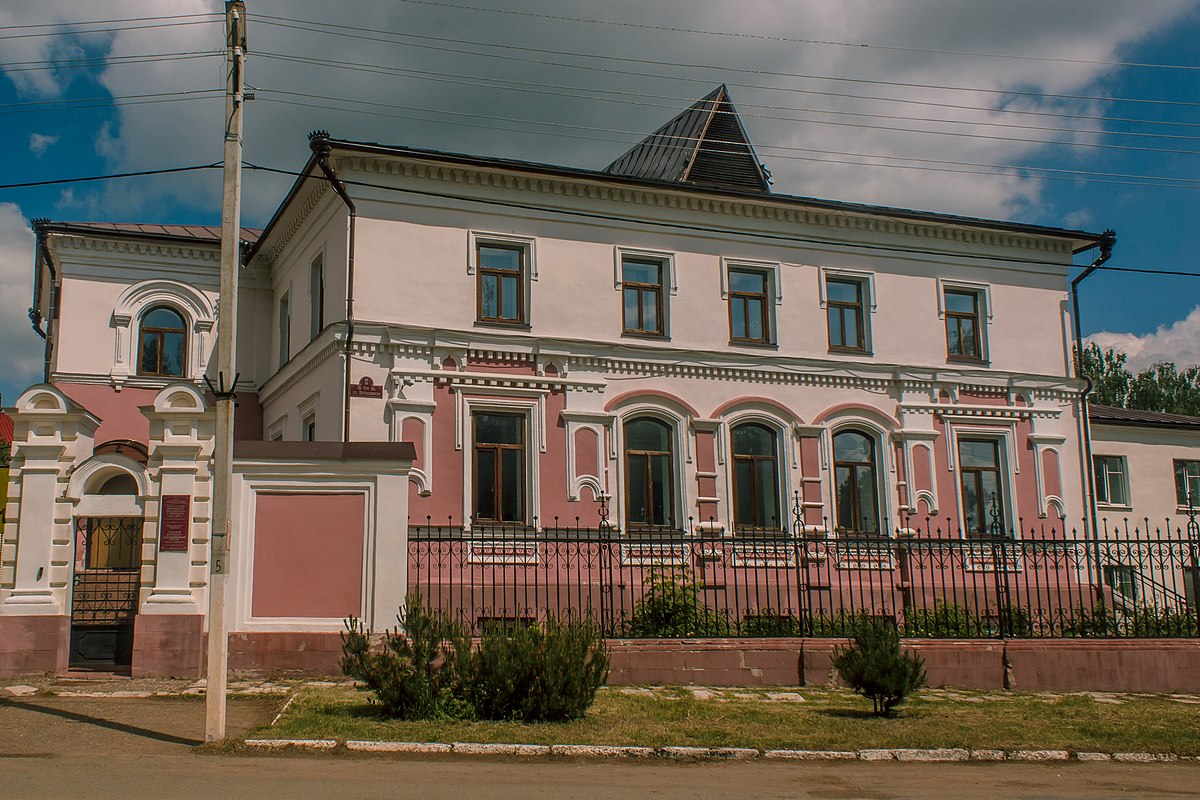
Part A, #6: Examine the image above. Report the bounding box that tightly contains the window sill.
[828,346,873,357]
[1097,503,1133,514]
[947,355,990,366]
[474,320,531,332]
[621,330,669,342]
[729,339,778,350]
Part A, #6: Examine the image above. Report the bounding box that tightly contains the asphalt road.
[2,695,1198,800]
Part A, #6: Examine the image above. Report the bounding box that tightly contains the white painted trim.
[110,279,217,385]
[945,423,1021,537]
[612,405,690,533]
[613,246,678,295]
[719,257,783,305]
[467,230,538,280]
[458,395,543,530]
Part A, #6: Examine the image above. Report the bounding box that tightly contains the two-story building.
[2,87,1115,677]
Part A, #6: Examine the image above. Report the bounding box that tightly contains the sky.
[1,0,1199,405]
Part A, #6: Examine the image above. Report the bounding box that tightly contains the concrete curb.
[242,739,1199,762]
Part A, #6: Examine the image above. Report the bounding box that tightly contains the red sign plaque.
[159,494,190,553]
[349,376,384,399]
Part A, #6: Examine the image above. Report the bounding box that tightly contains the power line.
[389,0,1200,72]
[258,50,1200,146]
[0,50,221,73]
[0,89,222,112]
[257,94,1200,190]
[0,163,220,190]
[3,13,219,30]
[254,16,1200,111]
[243,162,1200,278]
[0,19,219,41]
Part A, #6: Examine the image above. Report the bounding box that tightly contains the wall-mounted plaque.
[159,494,190,553]
[349,376,384,399]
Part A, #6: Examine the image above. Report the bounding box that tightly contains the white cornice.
[259,178,331,266]
[344,154,1078,260]
[52,233,220,262]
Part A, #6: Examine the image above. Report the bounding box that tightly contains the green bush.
[342,597,610,723]
[833,617,926,717]
[466,618,610,722]
[902,601,988,638]
[341,594,472,720]
[1059,604,1121,638]
[737,611,805,637]
[809,611,873,637]
[1126,606,1199,637]
[622,568,729,637]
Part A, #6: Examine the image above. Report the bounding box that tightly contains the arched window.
[624,417,675,529]
[731,423,781,532]
[138,306,186,377]
[833,429,881,535]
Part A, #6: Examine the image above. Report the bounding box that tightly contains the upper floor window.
[728,267,771,344]
[621,257,665,337]
[826,278,867,352]
[1093,455,1129,506]
[309,254,324,341]
[477,244,526,324]
[473,412,526,524]
[277,291,291,368]
[302,414,317,442]
[731,423,781,532]
[833,430,881,535]
[138,306,186,377]
[945,289,984,361]
[959,437,1006,535]
[1176,459,1200,508]
[624,417,675,529]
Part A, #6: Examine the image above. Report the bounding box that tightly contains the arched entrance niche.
[66,454,148,669]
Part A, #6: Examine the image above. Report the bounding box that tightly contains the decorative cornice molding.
[262,178,331,266]
[53,233,220,262]
[344,155,1076,259]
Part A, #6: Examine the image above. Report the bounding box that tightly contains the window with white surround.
[832,429,882,535]
[277,290,291,368]
[819,267,875,354]
[1176,459,1200,508]
[302,415,317,442]
[721,258,780,346]
[621,256,666,337]
[624,417,677,530]
[473,412,526,524]
[309,253,324,341]
[730,422,782,532]
[1093,455,1130,507]
[958,437,1007,535]
[937,279,992,363]
[137,306,187,377]
[468,231,536,327]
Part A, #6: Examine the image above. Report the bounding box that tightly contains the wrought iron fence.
[406,497,1200,640]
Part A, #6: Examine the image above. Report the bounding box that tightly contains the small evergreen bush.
[341,594,472,719]
[622,567,729,637]
[467,618,610,722]
[833,617,926,717]
[738,610,805,637]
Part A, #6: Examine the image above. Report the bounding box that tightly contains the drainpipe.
[30,219,56,382]
[309,131,356,443]
[1070,229,1115,610]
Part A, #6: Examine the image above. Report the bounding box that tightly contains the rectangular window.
[1176,459,1200,508]
[621,257,664,336]
[826,278,866,352]
[302,414,316,442]
[309,255,324,340]
[1093,455,1129,506]
[945,289,983,361]
[958,437,1006,536]
[728,267,771,344]
[477,244,525,324]
[473,412,526,524]
[1102,564,1139,603]
[277,291,290,368]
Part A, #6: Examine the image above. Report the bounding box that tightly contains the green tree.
[1078,343,1200,416]
[1076,343,1132,407]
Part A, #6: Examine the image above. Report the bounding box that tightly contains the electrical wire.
[0,50,221,73]
[388,0,1200,72]
[0,163,220,190]
[3,13,220,30]
[0,19,219,41]
[0,89,222,113]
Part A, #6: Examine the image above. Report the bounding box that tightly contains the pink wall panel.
[408,384,462,523]
[251,492,365,618]
[401,417,425,466]
[694,430,718,522]
[57,382,157,445]
[539,389,572,523]
[1042,448,1062,499]
[574,426,598,478]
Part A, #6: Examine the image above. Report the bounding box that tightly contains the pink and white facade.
[2,89,1119,677]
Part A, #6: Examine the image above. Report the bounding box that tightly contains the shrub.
[809,611,872,637]
[1059,604,1121,638]
[1126,606,1199,637]
[833,617,926,717]
[622,567,729,637]
[902,601,986,638]
[341,594,472,720]
[738,610,805,637]
[466,618,610,722]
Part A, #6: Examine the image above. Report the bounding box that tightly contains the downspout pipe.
[30,219,55,382]
[1070,229,1115,601]
[309,131,356,443]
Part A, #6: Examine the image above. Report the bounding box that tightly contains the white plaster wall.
[1091,423,1200,530]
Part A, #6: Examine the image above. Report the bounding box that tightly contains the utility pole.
[205,0,246,743]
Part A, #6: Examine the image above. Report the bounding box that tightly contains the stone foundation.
[0,615,69,678]
[132,614,205,678]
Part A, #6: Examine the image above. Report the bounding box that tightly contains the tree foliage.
[832,617,926,717]
[1077,343,1200,416]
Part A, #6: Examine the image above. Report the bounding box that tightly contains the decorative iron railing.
[406,499,1200,639]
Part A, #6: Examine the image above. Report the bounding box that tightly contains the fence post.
[597,492,614,637]
[1187,491,1199,639]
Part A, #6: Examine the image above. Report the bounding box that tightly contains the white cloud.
[1089,305,1200,371]
[29,132,58,156]
[4,1,1198,225]
[0,204,43,402]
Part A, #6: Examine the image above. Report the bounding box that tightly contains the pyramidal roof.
[603,85,771,194]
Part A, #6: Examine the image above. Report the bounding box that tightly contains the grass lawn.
[255,685,1200,755]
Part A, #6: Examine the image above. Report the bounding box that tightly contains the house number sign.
[159,494,190,553]
[349,376,384,399]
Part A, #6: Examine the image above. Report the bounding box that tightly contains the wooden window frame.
[623,418,676,531]
[277,291,291,369]
[727,267,771,345]
[1175,459,1200,508]
[472,412,527,525]
[136,305,187,378]
[309,255,325,341]
[731,423,782,533]
[944,289,984,362]
[1093,455,1129,506]
[832,430,882,536]
[958,437,1006,536]
[476,243,527,325]
[621,257,665,337]
[826,278,867,353]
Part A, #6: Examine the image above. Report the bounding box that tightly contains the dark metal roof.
[1089,403,1200,431]
[38,221,261,244]
[604,86,770,194]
